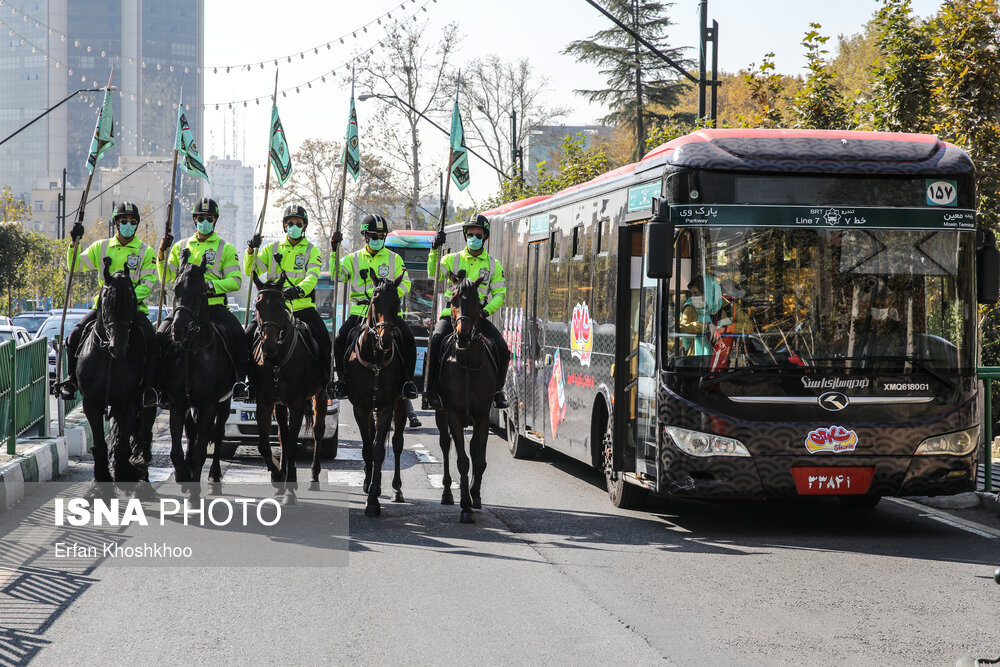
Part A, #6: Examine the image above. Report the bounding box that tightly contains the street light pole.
[358,92,507,179]
[0,87,116,148]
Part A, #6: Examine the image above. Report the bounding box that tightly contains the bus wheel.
[603,429,647,509]
[839,495,881,509]
[507,408,539,460]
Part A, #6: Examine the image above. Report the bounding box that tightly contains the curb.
[977,490,1000,515]
[62,407,93,458]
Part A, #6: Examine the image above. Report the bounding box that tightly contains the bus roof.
[386,230,435,248]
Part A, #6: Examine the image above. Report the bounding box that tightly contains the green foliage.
[867,0,935,132]
[563,0,690,158]
[483,135,611,210]
[645,115,699,153]
[791,24,852,129]
[736,54,787,128]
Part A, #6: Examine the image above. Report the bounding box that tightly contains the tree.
[736,54,795,128]
[356,20,461,230]
[867,0,934,133]
[791,24,852,130]
[458,56,568,188]
[563,0,689,159]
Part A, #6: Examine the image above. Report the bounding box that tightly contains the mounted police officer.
[329,213,418,400]
[59,201,159,403]
[244,204,330,391]
[424,213,510,410]
[156,197,250,400]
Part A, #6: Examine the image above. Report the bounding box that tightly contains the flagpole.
[430,71,460,326]
[329,70,353,367]
[54,61,115,395]
[156,94,183,328]
[244,68,280,326]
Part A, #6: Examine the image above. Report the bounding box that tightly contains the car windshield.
[12,315,46,333]
[36,314,89,342]
[665,227,976,374]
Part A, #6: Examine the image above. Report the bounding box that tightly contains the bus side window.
[550,231,558,260]
[572,225,584,259]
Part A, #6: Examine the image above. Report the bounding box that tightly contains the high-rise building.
[0,0,204,235]
[206,157,255,245]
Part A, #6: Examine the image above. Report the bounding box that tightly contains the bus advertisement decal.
[804,426,859,454]
[570,302,594,366]
[547,350,567,438]
[791,466,875,495]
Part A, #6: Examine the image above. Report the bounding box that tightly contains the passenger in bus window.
[858,290,907,360]
[679,275,750,362]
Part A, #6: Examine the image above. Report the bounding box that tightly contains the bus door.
[523,240,547,439]
[614,225,658,476]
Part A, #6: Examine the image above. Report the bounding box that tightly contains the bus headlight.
[665,426,751,457]
[914,427,979,456]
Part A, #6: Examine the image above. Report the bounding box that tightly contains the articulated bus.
[484,128,998,509]
[315,229,437,388]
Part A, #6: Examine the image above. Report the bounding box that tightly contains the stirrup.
[402,380,418,400]
[232,381,251,402]
[424,391,443,410]
[329,380,349,399]
[58,381,77,401]
[141,387,161,408]
[493,390,509,410]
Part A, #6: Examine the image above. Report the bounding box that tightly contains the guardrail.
[0,338,49,454]
[977,366,1000,493]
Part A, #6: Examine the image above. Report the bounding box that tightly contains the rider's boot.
[58,353,79,400]
[423,362,443,410]
[328,367,349,399]
[493,389,510,410]
[401,380,418,400]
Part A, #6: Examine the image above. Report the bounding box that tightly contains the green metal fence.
[978,366,999,493]
[56,340,80,415]
[1,338,49,454]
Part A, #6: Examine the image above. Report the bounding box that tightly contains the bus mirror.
[651,196,669,223]
[646,221,674,280]
[977,234,1000,304]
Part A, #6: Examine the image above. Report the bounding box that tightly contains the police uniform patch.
[204,249,216,264]
[378,264,390,279]
[126,254,140,270]
[480,267,489,281]
[294,253,306,269]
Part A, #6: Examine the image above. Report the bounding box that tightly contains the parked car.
[0,316,11,325]
[12,311,49,334]
[0,325,32,346]
[35,310,92,383]
[147,305,172,325]
[221,394,340,459]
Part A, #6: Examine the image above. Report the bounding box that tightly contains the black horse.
[160,251,239,498]
[250,274,328,505]
[343,275,408,517]
[435,273,497,523]
[76,258,157,499]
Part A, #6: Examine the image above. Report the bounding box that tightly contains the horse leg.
[183,410,198,480]
[310,393,326,485]
[391,398,406,503]
[169,404,190,484]
[282,400,307,506]
[355,404,374,494]
[364,407,392,517]
[188,406,216,501]
[209,398,230,486]
[469,417,490,510]
[255,400,280,476]
[83,397,115,500]
[132,404,159,502]
[436,409,453,505]
[448,413,474,523]
[112,401,140,489]
[273,403,290,492]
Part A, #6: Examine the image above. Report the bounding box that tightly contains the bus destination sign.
[669,204,976,231]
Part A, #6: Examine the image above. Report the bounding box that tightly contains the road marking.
[147,467,173,483]
[410,443,426,449]
[327,471,365,487]
[427,474,447,489]
[335,448,364,461]
[890,497,1000,539]
[221,467,271,483]
[414,450,437,463]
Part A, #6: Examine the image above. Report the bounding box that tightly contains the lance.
[429,70,460,334]
[156,84,184,328]
[54,61,115,395]
[244,68,280,326]
[329,68,354,378]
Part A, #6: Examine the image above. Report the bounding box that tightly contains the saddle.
[250,319,318,365]
[439,331,499,377]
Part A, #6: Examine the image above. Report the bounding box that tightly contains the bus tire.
[507,408,539,460]
[839,494,881,509]
[602,427,647,509]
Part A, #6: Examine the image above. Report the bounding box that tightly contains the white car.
[221,395,340,459]
[36,311,92,383]
[0,325,32,346]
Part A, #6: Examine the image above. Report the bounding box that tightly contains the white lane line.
[414,450,437,463]
[147,467,173,482]
[327,471,365,487]
[335,448,364,461]
[427,474,445,489]
[890,497,1000,539]
[410,443,426,449]
[221,467,271,483]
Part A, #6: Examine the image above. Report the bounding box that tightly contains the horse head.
[367,273,403,351]
[99,256,138,360]
[172,249,210,345]
[449,271,485,349]
[253,273,289,358]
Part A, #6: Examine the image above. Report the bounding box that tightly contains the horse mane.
[102,271,137,317]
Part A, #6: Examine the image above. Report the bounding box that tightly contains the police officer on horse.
[329,213,418,400]
[157,197,250,400]
[424,213,510,410]
[58,201,159,404]
[244,204,330,391]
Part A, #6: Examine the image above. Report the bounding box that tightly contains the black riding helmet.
[360,213,389,236]
[192,197,220,219]
[112,201,140,223]
[463,212,490,239]
[283,204,309,226]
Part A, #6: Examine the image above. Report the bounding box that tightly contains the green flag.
[269,104,292,186]
[342,97,360,181]
[449,102,469,191]
[175,105,210,183]
[86,87,115,174]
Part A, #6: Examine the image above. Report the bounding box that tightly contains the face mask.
[690,296,705,309]
[196,219,215,235]
[466,236,484,251]
[286,224,303,240]
[871,308,890,321]
[367,239,384,251]
[117,222,137,238]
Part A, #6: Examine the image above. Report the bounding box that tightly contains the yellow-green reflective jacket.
[427,246,505,318]
[156,233,242,306]
[244,237,322,312]
[66,236,157,314]
[334,247,410,316]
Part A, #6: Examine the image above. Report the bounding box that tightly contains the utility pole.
[510,110,523,180]
[60,168,67,239]
[698,0,720,126]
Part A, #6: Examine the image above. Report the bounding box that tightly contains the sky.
[202,0,945,221]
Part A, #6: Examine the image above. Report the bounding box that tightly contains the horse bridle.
[173,296,211,350]
[255,288,294,362]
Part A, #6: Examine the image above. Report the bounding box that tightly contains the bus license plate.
[791,467,874,495]
[240,410,256,422]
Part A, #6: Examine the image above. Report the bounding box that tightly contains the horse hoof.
[392,490,404,503]
[460,510,476,524]
[209,482,223,496]
[132,482,159,503]
[472,497,482,510]
[441,492,454,505]
[282,494,298,507]
[364,503,381,517]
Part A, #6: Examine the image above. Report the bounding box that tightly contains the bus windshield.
[666,226,976,373]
